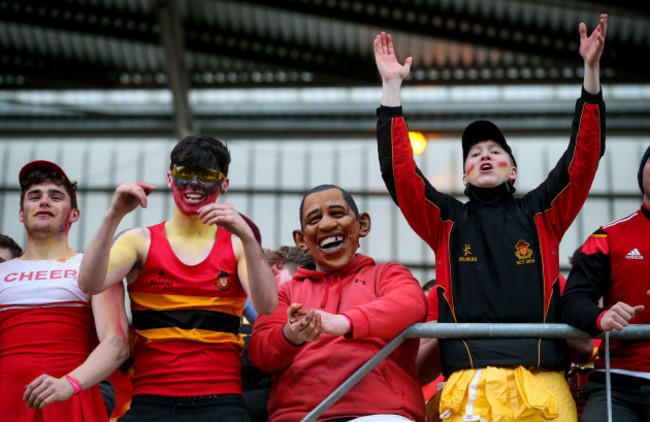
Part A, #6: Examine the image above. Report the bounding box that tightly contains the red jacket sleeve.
[342,263,427,339]
[560,230,611,336]
[376,106,462,253]
[248,287,304,373]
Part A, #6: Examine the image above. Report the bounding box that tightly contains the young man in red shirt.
[561,145,650,421]
[78,135,277,421]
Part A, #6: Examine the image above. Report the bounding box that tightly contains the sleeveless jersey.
[0,254,108,422]
[128,222,247,396]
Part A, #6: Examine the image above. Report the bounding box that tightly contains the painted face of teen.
[168,165,226,215]
[19,182,79,236]
[463,140,517,189]
[294,188,370,272]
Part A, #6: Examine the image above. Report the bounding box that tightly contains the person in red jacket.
[249,184,428,422]
[561,145,650,422]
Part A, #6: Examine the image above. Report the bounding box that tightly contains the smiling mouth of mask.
[319,235,344,252]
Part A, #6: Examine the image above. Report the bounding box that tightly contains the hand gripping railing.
[300,323,650,422]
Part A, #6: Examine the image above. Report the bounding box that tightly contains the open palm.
[579,14,607,68]
[374,32,412,82]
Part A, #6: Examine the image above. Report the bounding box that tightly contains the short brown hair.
[20,170,78,209]
[265,246,314,273]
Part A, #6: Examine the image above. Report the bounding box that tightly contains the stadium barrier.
[301,323,650,422]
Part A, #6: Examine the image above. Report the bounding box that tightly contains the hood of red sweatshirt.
[291,253,376,311]
[292,253,375,283]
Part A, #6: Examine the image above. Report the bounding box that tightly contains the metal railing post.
[300,329,411,422]
[605,331,612,422]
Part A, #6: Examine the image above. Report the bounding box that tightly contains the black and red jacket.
[561,203,650,372]
[377,88,605,377]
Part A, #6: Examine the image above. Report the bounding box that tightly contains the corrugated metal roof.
[1,0,647,89]
[1,0,649,137]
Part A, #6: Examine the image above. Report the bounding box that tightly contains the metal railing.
[301,323,650,422]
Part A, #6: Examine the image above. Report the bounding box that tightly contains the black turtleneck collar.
[465,181,516,205]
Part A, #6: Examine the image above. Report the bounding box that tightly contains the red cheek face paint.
[467,164,476,174]
[62,208,71,234]
[497,161,509,168]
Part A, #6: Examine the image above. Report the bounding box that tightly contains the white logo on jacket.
[625,248,644,260]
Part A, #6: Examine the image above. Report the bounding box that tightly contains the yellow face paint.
[496,161,511,173]
[466,164,477,178]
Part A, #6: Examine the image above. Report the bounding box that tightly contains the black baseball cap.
[461,120,517,167]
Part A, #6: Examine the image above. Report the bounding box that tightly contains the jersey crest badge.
[215,270,232,291]
[515,239,534,260]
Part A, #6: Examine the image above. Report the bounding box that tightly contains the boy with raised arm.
[375,14,607,422]
[78,135,277,421]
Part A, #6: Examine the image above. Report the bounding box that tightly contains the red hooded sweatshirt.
[249,254,427,422]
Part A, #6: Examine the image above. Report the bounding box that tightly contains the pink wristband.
[63,375,82,395]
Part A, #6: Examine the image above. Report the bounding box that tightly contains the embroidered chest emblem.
[463,244,472,256]
[458,243,478,262]
[515,239,534,260]
[149,269,173,287]
[215,270,232,291]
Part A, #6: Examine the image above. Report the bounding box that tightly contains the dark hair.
[298,184,359,229]
[20,170,78,209]
[422,278,436,293]
[265,246,314,273]
[638,145,650,194]
[568,246,582,266]
[170,135,231,176]
[0,234,23,259]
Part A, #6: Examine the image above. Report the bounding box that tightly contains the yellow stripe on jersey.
[129,291,246,316]
[134,326,245,348]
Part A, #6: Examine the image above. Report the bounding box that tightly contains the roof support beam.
[156,0,195,138]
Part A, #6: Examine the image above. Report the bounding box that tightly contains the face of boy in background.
[0,248,13,262]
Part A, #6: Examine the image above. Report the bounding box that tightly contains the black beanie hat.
[462,120,517,168]
[638,145,650,194]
